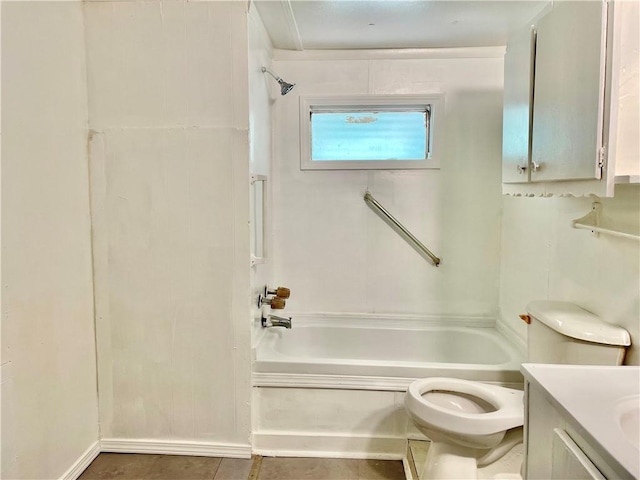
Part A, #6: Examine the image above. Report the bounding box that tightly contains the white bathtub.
[253,315,525,391]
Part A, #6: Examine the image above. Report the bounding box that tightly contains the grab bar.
[364,191,441,267]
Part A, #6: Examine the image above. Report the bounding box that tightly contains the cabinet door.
[531,1,608,182]
[502,25,536,184]
[551,429,606,480]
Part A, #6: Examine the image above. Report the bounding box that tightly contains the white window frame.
[299,94,444,171]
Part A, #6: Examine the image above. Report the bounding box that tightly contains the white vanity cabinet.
[522,364,639,480]
[502,0,639,196]
[525,383,610,479]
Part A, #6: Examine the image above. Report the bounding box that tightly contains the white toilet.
[404,300,631,480]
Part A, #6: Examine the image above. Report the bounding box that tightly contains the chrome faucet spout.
[262,314,292,329]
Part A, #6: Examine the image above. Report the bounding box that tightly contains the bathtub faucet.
[262,314,292,329]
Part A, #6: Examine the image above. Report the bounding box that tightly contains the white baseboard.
[252,432,406,460]
[60,441,100,480]
[100,438,251,459]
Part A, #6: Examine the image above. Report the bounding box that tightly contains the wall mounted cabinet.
[531,1,608,184]
[502,25,535,184]
[502,0,639,197]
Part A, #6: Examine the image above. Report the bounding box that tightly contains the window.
[300,95,444,170]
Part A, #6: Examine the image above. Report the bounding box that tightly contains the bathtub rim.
[252,313,526,391]
[268,311,498,328]
[252,372,524,392]
[252,311,499,348]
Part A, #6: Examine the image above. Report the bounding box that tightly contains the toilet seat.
[405,378,524,436]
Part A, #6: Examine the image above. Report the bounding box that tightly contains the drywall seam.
[86,129,102,440]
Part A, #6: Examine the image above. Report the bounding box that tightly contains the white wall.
[498,3,640,366]
[248,5,274,348]
[498,185,640,365]
[84,0,252,447]
[271,50,505,318]
[611,0,639,178]
[1,2,99,478]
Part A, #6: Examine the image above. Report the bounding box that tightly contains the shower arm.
[260,66,295,96]
[261,67,281,82]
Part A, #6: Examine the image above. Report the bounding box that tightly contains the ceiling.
[254,0,549,51]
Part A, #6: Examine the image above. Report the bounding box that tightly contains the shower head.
[278,80,295,96]
[261,67,295,96]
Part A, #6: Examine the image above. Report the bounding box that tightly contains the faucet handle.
[266,286,290,298]
[258,294,286,309]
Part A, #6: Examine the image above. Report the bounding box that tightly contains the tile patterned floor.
[257,457,405,480]
[79,454,405,480]
[79,454,253,480]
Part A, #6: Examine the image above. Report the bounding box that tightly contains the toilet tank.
[526,301,630,365]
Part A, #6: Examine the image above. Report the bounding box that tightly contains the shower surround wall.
[84,1,252,452]
[2,3,99,478]
[271,49,505,319]
[256,49,505,458]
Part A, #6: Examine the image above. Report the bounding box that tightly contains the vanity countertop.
[521,363,639,480]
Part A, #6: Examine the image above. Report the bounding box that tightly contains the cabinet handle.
[531,161,542,172]
[517,165,527,174]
